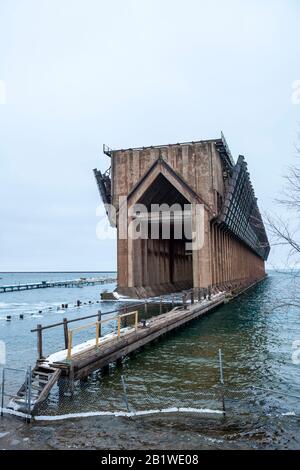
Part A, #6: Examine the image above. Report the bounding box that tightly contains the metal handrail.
[31,300,168,333]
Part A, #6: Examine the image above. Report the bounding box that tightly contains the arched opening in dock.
[130,173,193,293]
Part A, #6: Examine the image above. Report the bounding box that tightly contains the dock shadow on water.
[1,271,300,449]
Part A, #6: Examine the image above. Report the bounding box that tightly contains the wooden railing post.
[67,330,73,360]
[63,318,68,349]
[96,321,100,347]
[135,311,138,330]
[37,324,43,359]
[97,310,102,337]
[117,316,121,338]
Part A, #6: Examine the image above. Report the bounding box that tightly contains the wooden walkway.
[62,293,226,380]
[0,276,116,293]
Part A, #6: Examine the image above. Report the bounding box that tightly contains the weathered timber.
[55,294,226,380]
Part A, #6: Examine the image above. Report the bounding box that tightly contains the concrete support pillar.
[192,206,211,288]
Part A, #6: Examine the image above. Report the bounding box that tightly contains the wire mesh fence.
[31,349,227,418]
[0,366,31,418]
[1,347,299,422]
[33,370,226,418]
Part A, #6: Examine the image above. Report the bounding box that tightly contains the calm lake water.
[0,270,300,449]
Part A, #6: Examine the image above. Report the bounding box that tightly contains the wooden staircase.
[9,364,61,414]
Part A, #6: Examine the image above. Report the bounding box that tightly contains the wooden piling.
[63,318,68,349]
[37,324,43,359]
[97,310,102,337]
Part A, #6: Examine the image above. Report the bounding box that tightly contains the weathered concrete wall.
[111,140,266,297]
[112,141,224,214]
[210,223,265,288]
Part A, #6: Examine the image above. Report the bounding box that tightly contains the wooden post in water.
[37,324,43,359]
[219,348,226,417]
[63,318,68,349]
[96,321,100,347]
[160,296,162,314]
[1,368,5,416]
[121,375,130,412]
[97,310,102,337]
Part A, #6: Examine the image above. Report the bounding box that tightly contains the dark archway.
[133,173,193,290]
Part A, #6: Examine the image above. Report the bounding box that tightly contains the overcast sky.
[0,0,300,271]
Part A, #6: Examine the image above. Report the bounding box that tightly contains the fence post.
[135,311,138,330]
[121,375,130,412]
[67,330,73,360]
[191,290,194,304]
[37,324,43,359]
[218,348,226,416]
[63,318,68,349]
[159,296,162,314]
[117,316,121,338]
[98,310,102,337]
[144,301,148,316]
[96,321,100,347]
[1,368,5,417]
[27,366,32,422]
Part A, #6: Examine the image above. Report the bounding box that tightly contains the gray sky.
[0,0,300,271]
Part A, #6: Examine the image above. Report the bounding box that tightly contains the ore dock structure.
[5,134,270,418]
[94,133,269,297]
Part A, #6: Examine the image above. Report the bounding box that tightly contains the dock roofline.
[105,138,218,153]
[103,133,235,171]
[104,133,232,160]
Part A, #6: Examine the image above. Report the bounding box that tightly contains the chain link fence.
[0,366,31,419]
[30,350,227,419]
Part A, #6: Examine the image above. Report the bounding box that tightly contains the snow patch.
[41,327,135,365]
[34,407,223,421]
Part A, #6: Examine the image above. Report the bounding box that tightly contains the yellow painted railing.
[67,311,138,360]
